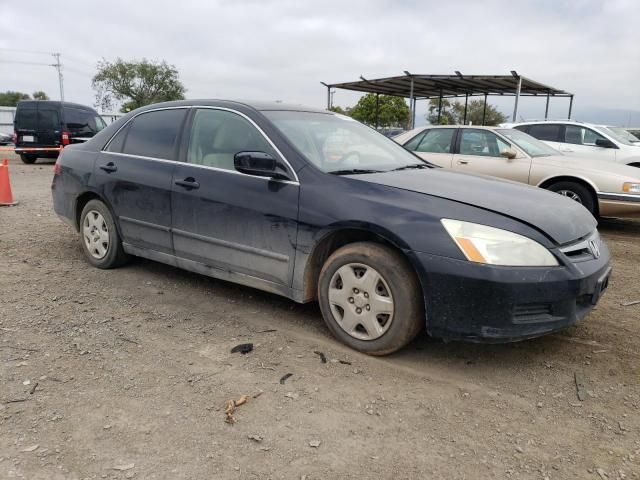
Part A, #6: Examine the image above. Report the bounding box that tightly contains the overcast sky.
[1,0,639,124]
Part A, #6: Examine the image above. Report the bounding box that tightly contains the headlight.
[441,219,558,266]
[623,182,640,194]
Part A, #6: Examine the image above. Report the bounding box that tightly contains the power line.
[0,60,52,66]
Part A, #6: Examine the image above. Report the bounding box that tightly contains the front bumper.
[412,245,611,343]
[597,192,640,219]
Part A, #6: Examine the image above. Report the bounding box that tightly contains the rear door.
[452,129,532,183]
[402,128,456,168]
[35,104,61,147]
[14,103,38,147]
[95,108,188,254]
[170,107,299,286]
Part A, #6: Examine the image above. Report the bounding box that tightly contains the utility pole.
[51,53,64,102]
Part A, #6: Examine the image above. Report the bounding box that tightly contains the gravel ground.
[1,153,639,480]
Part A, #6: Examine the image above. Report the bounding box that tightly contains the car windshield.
[262,110,430,174]
[498,128,560,157]
[595,126,639,146]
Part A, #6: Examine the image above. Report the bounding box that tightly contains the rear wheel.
[79,199,129,269]
[547,181,596,216]
[20,154,37,164]
[318,242,424,355]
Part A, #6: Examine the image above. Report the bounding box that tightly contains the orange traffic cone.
[0,159,18,206]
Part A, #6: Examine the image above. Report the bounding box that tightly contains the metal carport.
[322,71,574,129]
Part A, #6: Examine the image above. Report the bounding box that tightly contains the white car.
[511,120,640,167]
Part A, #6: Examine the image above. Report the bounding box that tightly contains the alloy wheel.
[82,210,110,259]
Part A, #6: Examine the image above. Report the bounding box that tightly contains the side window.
[122,109,187,160]
[564,126,607,146]
[105,124,130,153]
[38,109,60,130]
[528,124,561,142]
[187,109,276,170]
[459,130,510,157]
[415,129,455,153]
[513,125,529,134]
[64,108,104,134]
[403,131,426,151]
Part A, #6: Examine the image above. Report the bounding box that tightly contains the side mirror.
[234,151,291,180]
[500,148,518,160]
[595,138,616,149]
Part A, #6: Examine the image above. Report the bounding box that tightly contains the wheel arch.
[301,223,426,307]
[536,175,599,215]
[74,190,122,237]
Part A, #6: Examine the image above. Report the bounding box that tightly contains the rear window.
[63,107,106,134]
[38,109,60,130]
[15,108,37,130]
[122,109,187,160]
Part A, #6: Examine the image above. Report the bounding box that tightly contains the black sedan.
[51,100,611,355]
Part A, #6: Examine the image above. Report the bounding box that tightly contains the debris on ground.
[113,463,135,471]
[225,395,249,424]
[309,440,321,448]
[256,329,277,333]
[338,360,352,365]
[313,350,327,363]
[279,373,293,384]
[248,434,263,442]
[230,343,253,354]
[621,300,640,307]
[29,382,38,395]
[575,372,587,401]
[285,392,299,400]
[21,445,39,452]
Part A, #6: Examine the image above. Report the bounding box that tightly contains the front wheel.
[79,199,129,269]
[547,181,596,216]
[318,242,424,355]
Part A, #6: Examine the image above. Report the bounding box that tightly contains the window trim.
[102,105,299,183]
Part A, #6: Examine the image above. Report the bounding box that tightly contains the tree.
[92,58,186,112]
[349,94,410,128]
[32,91,49,100]
[427,99,507,126]
[0,91,31,107]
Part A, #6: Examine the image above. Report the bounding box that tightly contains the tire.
[79,199,129,269]
[318,242,424,355]
[547,181,596,216]
[20,154,37,164]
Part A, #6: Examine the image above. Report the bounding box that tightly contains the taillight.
[61,131,70,146]
[54,159,62,175]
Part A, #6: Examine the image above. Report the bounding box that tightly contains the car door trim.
[100,105,299,184]
[172,228,290,262]
[120,216,171,232]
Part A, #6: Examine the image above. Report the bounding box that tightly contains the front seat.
[202,118,253,170]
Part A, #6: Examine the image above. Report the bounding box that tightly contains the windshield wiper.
[390,163,430,172]
[327,168,384,175]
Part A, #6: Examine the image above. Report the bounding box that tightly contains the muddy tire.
[79,199,129,269]
[318,242,424,355]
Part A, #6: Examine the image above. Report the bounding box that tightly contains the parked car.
[52,100,611,355]
[378,127,405,138]
[598,125,640,145]
[510,120,640,167]
[627,128,640,141]
[0,131,12,145]
[395,125,640,219]
[14,100,107,164]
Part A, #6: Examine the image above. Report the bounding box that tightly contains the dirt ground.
[1,153,639,480]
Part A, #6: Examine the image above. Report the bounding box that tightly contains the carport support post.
[568,95,574,119]
[482,94,488,125]
[544,91,550,120]
[375,93,380,129]
[437,90,443,124]
[512,75,522,122]
[409,77,415,129]
[463,94,469,125]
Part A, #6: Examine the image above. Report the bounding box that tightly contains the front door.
[403,128,456,168]
[95,108,188,254]
[170,107,299,286]
[452,129,532,183]
[558,125,618,161]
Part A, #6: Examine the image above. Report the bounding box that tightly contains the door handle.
[99,162,117,173]
[175,177,200,190]
[457,160,469,165]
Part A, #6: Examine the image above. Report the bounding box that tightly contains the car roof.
[132,99,330,115]
[512,119,595,127]
[16,100,98,111]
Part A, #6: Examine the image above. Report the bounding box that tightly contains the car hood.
[353,168,596,245]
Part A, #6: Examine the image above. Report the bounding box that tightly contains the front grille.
[560,231,601,262]
[513,303,553,324]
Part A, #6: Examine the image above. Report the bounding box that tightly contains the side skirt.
[122,243,308,303]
